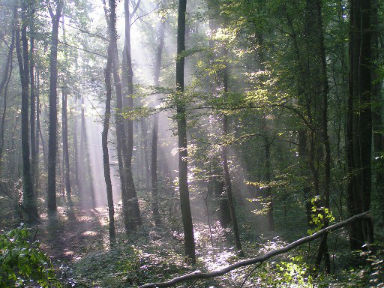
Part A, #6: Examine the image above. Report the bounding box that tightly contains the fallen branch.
[139,211,369,288]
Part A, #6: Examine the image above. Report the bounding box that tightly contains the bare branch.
[139,211,370,288]
[58,40,107,58]
[131,6,159,26]
[130,0,141,17]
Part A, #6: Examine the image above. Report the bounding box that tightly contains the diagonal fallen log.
[139,211,369,288]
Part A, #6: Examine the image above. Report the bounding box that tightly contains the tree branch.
[139,211,369,288]
[131,0,141,17]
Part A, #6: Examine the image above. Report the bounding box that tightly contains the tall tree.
[105,0,136,233]
[222,64,243,256]
[61,11,71,203]
[16,1,38,223]
[151,16,166,227]
[122,0,141,229]
[0,8,16,170]
[102,40,116,244]
[176,0,196,263]
[47,0,63,213]
[347,0,374,250]
[79,94,96,208]
[371,0,384,227]
[29,1,37,190]
[302,0,331,271]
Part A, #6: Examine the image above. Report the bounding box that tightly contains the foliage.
[0,226,59,287]
[72,240,191,288]
[249,255,314,288]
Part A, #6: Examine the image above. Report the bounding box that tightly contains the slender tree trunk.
[151,18,165,227]
[263,135,274,231]
[47,1,63,213]
[80,95,96,208]
[29,9,37,191]
[176,0,196,264]
[141,119,150,192]
[61,11,71,204]
[62,88,71,203]
[73,99,80,194]
[35,68,40,194]
[102,42,116,244]
[123,0,141,229]
[222,65,243,256]
[16,3,38,223]
[0,17,15,171]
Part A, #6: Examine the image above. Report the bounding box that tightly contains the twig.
[139,211,369,288]
[240,263,262,288]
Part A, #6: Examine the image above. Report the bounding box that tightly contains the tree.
[221,63,243,255]
[47,0,63,213]
[176,0,195,264]
[122,0,142,230]
[61,10,71,204]
[102,40,116,244]
[151,15,166,227]
[0,6,16,171]
[347,0,374,250]
[16,1,38,223]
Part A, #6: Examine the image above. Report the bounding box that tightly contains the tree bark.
[106,0,135,232]
[347,0,374,250]
[80,95,96,208]
[0,14,15,171]
[16,2,39,223]
[47,0,63,213]
[222,65,243,256]
[304,0,331,271]
[29,5,37,192]
[102,42,116,244]
[61,11,71,204]
[62,87,71,203]
[151,17,165,227]
[176,0,196,264]
[122,0,141,229]
[35,68,41,194]
[371,0,384,227]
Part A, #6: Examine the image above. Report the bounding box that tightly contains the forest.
[0,0,383,287]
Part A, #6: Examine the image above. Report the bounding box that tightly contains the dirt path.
[38,207,108,262]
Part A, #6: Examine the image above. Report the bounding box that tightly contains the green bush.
[0,225,59,287]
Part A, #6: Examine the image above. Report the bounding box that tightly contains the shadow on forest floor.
[38,206,108,262]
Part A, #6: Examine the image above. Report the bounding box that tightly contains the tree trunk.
[263,134,274,231]
[122,0,142,229]
[29,7,37,192]
[80,95,96,208]
[102,42,116,244]
[35,68,40,194]
[176,0,196,264]
[106,0,135,233]
[347,0,374,250]
[304,0,331,272]
[47,0,63,213]
[73,99,80,194]
[151,18,165,227]
[61,11,71,204]
[0,15,15,171]
[16,3,38,223]
[222,65,243,255]
[371,0,384,228]
[62,88,71,203]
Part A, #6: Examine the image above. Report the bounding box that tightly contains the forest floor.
[35,204,290,288]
